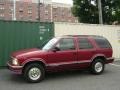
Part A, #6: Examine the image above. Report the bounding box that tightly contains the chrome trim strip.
[7,63,23,69]
[107,57,114,60]
[46,60,91,67]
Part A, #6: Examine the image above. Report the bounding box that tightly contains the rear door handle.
[73,52,77,55]
[91,50,96,54]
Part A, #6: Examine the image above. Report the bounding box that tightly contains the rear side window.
[94,38,111,48]
[78,38,93,49]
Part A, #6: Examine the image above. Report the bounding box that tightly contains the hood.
[12,48,44,58]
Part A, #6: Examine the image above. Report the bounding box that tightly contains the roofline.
[61,35,102,37]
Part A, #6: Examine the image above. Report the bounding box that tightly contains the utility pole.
[38,0,40,21]
[13,0,16,20]
[98,0,103,24]
[51,1,53,22]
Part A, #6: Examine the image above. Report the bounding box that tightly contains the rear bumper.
[106,57,114,64]
[7,61,23,74]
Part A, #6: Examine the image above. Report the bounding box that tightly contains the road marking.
[110,63,120,67]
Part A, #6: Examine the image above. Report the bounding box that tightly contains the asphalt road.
[0,62,120,90]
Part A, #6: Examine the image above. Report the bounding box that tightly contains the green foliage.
[72,0,120,24]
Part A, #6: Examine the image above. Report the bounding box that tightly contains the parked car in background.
[7,35,114,83]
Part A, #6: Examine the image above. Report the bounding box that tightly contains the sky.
[52,0,73,5]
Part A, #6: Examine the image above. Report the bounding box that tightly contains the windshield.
[42,38,59,50]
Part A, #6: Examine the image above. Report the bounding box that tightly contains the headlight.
[12,58,19,65]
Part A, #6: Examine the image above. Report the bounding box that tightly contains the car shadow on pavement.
[7,69,112,84]
[9,74,26,83]
[8,70,88,83]
[44,70,111,82]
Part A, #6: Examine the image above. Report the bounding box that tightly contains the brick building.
[0,0,78,23]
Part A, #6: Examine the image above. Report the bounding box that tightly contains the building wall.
[0,0,39,21]
[55,22,120,59]
[0,0,78,23]
[15,1,38,21]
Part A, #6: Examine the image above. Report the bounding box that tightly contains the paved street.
[0,62,120,90]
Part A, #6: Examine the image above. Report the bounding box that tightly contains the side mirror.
[52,47,60,52]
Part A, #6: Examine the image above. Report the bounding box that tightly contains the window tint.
[78,38,93,49]
[94,38,111,48]
[55,38,75,51]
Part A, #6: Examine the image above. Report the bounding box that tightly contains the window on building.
[62,12,65,16]
[28,10,32,14]
[0,6,4,10]
[45,16,49,21]
[9,4,12,12]
[0,9,4,13]
[9,8,13,14]
[28,5,32,10]
[0,2,4,5]
[20,14,24,19]
[36,16,39,20]
[45,4,49,9]
[9,11,12,16]
[53,5,57,9]
[53,13,57,17]
[0,13,4,19]
[75,19,78,23]
[45,10,48,15]
[19,8,23,12]
[0,14,4,17]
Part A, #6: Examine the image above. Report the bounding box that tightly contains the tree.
[72,0,120,24]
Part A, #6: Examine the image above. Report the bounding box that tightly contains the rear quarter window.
[94,38,112,48]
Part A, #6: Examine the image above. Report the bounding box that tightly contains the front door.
[47,38,77,71]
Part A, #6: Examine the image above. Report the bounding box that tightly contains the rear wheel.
[90,59,105,75]
[23,63,45,83]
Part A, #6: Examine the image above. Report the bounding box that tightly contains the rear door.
[77,38,96,68]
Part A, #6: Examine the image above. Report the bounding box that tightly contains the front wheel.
[23,63,45,83]
[90,59,105,75]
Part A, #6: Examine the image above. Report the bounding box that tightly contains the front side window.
[42,38,59,50]
[78,38,93,49]
[55,38,75,51]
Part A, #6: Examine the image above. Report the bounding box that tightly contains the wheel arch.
[22,59,46,74]
[91,55,106,63]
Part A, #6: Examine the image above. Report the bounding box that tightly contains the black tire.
[90,59,105,75]
[23,63,45,83]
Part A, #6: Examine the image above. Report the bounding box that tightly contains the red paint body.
[7,35,114,74]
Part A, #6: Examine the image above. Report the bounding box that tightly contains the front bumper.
[106,57,114,64]
[7,61,23,74]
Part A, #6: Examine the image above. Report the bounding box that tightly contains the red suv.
[8,35,114,83]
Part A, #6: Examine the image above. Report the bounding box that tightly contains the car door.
[47,38,78,71]
[77,38,96,68]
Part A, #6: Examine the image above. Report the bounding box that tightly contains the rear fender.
[91,54,106,62]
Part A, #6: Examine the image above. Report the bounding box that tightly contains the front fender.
[22,58,47,67]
